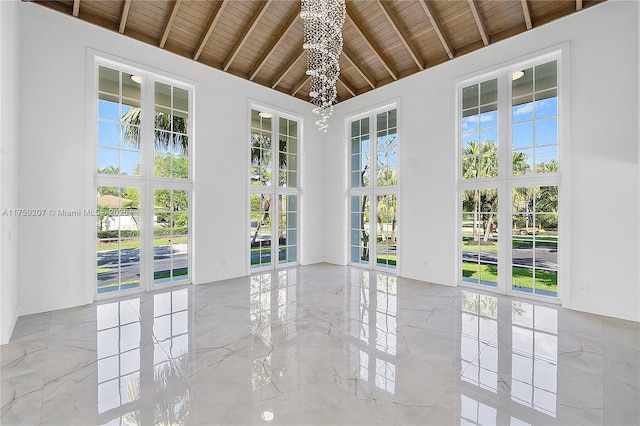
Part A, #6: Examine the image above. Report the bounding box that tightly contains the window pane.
[99,95,119,121]
[97,186,141,293]
[99,66,119,95]
[122,73,141,100]
[512,186,558,296]
[513,122,533,149]
[480,79,498,104]
[173,87,188,111]
[461,80,498,180]
[461,189,498,287]
[99,122,119,148]
[512,61,558,176]
[98,148,119,172]
[462,84,479,110]
[535,61,557,91]
[278,195,298,264]
[350,195,369,265]
[512,67,533,98]
[121,151,140,176]
[154,189,189,285]
[278,118,299,188]
[376,194,397,269]
[154,84,190,179]
[250,193,272,268]
[155,82,171,107]
[97,65,145,176]
[251,109,273,187]
[376,109,398,187]
[513,96,534,123]
[350,117,370,188]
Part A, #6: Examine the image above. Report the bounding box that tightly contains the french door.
[95,60,193,295]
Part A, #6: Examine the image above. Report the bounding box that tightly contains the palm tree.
[512,151,531,175]
[462,140,498,241]
[121,107,189,154]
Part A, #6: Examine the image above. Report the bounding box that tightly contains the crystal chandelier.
[301,0,346,132]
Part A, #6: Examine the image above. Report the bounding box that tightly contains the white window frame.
[346,102,400,272]
[248,103,302,273]
[89,54,195,300]
[455,45,570,306]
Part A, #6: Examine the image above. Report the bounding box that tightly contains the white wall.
[16,2,325,317]
[326,0,639,322]
[1,0,21,344]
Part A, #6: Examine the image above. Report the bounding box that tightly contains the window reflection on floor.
[97,289,191,425]
[347,269,397,396]
[459,289,558,422]
[461,291,498,393]
[460,394,497,425]
[97,299,141,416]
[511,300,558,416]
[249,268,298,413]
[460,394,533,426]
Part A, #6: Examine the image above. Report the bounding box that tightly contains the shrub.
[97,226,188,239]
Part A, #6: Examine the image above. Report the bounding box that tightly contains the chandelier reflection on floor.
[301,0,346,132]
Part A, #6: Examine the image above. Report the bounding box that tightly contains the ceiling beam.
[250,4,300,81]
[159,0,182,49]
[467,0,489,46]
[271,48,305,89]
[376,0,424,70]
[521,0,532,30]
[342,48,376,89]
[346,4,397,81]
[576,0,583,10]
[223,0,273,72]
[338,76,357,98]
[418,0,454,60]
[118,0,132,34]
[72,0,80,17]
[193,0,229,61]
[290,74,310,97]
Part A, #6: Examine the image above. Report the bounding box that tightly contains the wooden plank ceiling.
[30,0,605,104]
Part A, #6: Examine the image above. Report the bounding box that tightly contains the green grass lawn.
[462,261,557,293]
[98,236,187,251]
[97,268,188,291]
[463,235,557,251]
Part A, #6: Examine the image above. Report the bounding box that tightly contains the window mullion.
[497,72,511,294]
[271,117,279,262]
[140,76,155,291]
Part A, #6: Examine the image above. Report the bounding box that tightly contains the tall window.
[96,62,193,295]
[349,107,398,270]
[250,108,300,269]
[459,56,560,298]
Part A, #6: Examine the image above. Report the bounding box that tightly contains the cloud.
[513,103,534,117]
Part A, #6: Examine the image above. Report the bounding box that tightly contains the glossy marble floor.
[2,264,639,425]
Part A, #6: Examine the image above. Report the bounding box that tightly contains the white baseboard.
[1,306,19,345]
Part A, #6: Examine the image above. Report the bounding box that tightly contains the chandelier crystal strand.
[301,0,346,132]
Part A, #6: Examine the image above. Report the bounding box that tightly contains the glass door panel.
[250,193,273,268]
[350,195,370,265]
[277,194,297,264]
[512,186,558,296]
[461,189,498,287]
[375,194,397,269]
[97,186,141,293]
[154,189,189,285]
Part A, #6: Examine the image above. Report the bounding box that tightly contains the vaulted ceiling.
[30,0,605,104]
